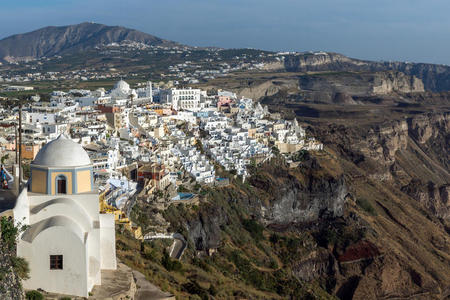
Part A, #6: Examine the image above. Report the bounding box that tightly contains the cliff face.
[167,135,449,299]
[248,159,347,224]
[183,203,229,251]
[372,71,424,94]
[318,113,450,220]
[283,52,450,92]
[297,71,424,103]
[231,70,424,102]
[401,180,450,219]
[284,53,370,73]
[173,157,348,253]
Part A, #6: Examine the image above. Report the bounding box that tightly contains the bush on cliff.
[356,198,377,216]
[25,290,44,300]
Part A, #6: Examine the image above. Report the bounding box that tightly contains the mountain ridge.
[0,22,180,62]
[2,23,450,92]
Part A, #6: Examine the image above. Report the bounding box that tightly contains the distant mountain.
[2,23,450,92]
[0,22,179,62]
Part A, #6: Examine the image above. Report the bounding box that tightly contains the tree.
[0,217,30,280]
[1,154,9,165]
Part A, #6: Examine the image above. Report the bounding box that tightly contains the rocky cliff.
[164,155,348,253]
[315,112,450,218]
[248,158,347,224]
[283,52,450,92]
[297,71,424,103]
[372,71,424,94]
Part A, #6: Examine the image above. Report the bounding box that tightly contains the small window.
[50,255,63,270]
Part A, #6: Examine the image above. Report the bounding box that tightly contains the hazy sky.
[1,0,449,65]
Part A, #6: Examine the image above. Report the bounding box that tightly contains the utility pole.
[18,103,22,188]
[14,123,18,164]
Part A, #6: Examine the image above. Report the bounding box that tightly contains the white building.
[15,135,117,297]
[109,80,137,103]
[136,81,153,102]
[23,112,57,125]
[161,88,205,111]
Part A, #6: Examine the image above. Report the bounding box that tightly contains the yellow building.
[22,144,42,160]
[99,189,143,240]
[29,135,93,195]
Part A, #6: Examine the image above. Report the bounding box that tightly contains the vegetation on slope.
[124,152,387,299]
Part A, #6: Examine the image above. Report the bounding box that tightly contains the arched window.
[55,175,67,194]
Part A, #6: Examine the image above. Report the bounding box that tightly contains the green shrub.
[182,281,208,299]
[60,297,72,300]
[269,258,278,269]
[11,256,29,279]
[1,154,9,164]
[177,185,188,192]
[0,267,7,281]
[269,233,280,244]
[208,284,218,296]
[292,149,310,162]
[1,217,19,249]
[356,198,377,216]
[142,248,158,261]
[161,250,182,272]
[242,219,264,241]
[25,290,44,300]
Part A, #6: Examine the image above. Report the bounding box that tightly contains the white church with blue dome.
[13,135,117,297]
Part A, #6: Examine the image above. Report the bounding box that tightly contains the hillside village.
[0,79,322,225]
[0,78,323,297]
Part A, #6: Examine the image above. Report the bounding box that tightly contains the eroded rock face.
[183,204,229,252]
[237,79,298,100]
[297,71,424,103]
[372,71,424,94]
[317,112,449,219]
[366,120,409,162]
[402,180,450,219]
[263,175,347,224]
[408,113,450,145]
[348,254,440,300]
[292,249,336,282]
[180,158,348,252]
[283,52,450,92]
[284,53,369,73]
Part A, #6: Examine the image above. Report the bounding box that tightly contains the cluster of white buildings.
[200,109,271,178]
[172,139,215,184]
[0,78,324,207]
[1,78,323,188]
